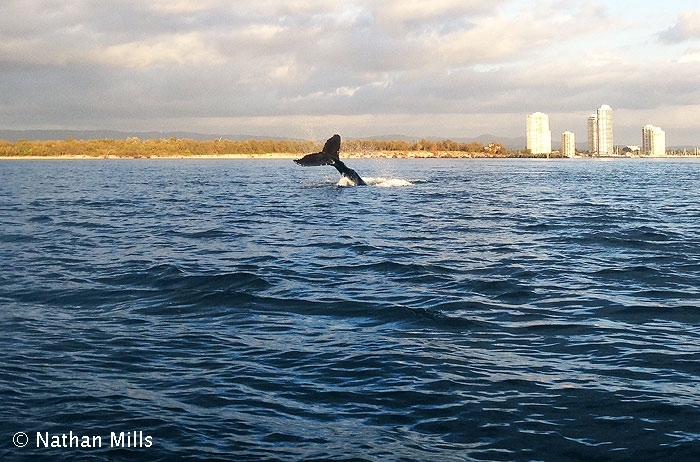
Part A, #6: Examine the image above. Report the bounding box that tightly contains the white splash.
[365,177,413,187]
[335,177,414,187]
[336,177,357,187]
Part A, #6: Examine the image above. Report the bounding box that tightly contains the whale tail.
[294,134,367,186]
[294,134,341,166]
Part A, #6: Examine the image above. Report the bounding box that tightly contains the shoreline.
[0,151,519,160]
[3,138,695,160]
[0,152,696,160]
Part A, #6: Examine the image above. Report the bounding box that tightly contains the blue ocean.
[1,158,700,461]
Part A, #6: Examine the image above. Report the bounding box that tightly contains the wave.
[29,262,476,329]
[98,263,271,293]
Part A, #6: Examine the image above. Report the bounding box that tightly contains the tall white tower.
[597,104,614,156]
[642,125,666,156]
[526,112,552,155]
[562,131,576,158]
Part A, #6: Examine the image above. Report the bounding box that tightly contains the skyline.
[531,105,675,154]
[1,1,700,144]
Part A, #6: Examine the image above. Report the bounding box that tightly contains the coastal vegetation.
[0,136,554,159]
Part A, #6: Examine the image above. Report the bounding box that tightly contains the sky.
[1,0,700,145]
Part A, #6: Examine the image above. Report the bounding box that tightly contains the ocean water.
[1,157,700,461]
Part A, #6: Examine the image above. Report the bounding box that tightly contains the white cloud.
[96,33,226,68]
[148,0,222,15]
[372,0,503,25]
[660,9,700,43]
[678,46,700,63]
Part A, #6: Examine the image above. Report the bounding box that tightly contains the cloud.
[147,0,221,15]
[96,33,226,68]
[678,46,700,63]
[0,0,699,144]
[660,9,700,43]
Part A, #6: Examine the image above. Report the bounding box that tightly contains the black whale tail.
[294,134,341,167]
[294,134,366,186]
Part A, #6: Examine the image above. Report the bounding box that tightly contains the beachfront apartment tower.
[597,105,614,155]
[562,131,576,158]
[526,112,552,155]
[642,125,666,156]
[587,105,614,155]
[587,114,598,154]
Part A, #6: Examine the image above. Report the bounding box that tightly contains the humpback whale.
[294,134,366,186]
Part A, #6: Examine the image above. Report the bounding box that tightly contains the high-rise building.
[587,114,598,154]
[526,112,552,155]
[562,131,576,158]
[587,105,614,155]
[597,105,614,156]
[642,125,666,156]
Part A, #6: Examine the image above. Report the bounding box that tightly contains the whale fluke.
[294,134,366,186]
[294,134,340,166]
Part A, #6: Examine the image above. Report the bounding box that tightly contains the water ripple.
[2,159,700,461]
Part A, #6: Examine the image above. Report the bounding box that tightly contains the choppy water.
[1,158,700,461]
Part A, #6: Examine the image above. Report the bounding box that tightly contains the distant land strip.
[0,137,556,159]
